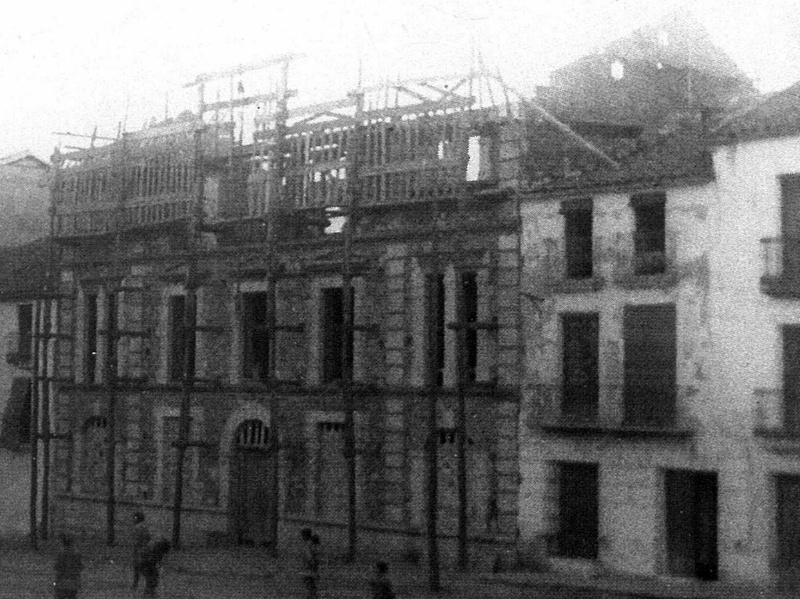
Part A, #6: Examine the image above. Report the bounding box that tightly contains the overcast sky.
[2,0,800,160]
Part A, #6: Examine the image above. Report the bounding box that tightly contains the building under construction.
[41,56,524,565]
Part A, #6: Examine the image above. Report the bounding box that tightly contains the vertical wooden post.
[105,291,118,546]
[425,274,441,592]
[171,125,203,550]
[40,296,52,541]
[455,272,469,571]
[29,299,41,549]
[342,89,364,563]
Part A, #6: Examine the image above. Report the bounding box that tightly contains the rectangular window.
[562,313,599,421]
[106,292,118,379]
[460,271,479,383]
[169,295,187,382]
[564,206,593,279]
[780,174,800,278]
[321,287,353,383]
[85,294,98,384]
[242,292,270,381]
[556,462,599,559]
[16,304,33,363]
[665,470,718,580]
[623,304,676,426]
[632,193,666,275]
[425,274,446,387]
[783,325,800,430]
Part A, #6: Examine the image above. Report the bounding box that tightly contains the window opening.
[85,294,98,384]
[426,273,446,387]
[242,292,269,381]
[564,207,593,279]
[633,195,666,275]
[461,271,478,383]
[321,287,353,383]
[169,295,187,381]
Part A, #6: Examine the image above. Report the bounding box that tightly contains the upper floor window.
[242,292,270,381]
[321,287,353,383]
[632,193,666,275]
[85,294,98,383]
[561,313,599,421]
[16,304,33,364]
[459,271,479,383]
[425,273,446,387]
[562,200,593,279]
[623,304,676,427]
[168,295,188,382]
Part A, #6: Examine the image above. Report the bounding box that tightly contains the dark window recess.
[781,174,800,279]
[776,475,800,583]
[242,292,270,381]
[783,325,800,431]
[106,292,118,378]
[0,377,31,448]
[426,274,446,387]
[666,470,718,581]
[623,304,677,427]
[460,271,478,383]
[633,195,666,275]
[556,462,599,559]
[85,294,98,384]
[562,313,599,421]
[321,287,353,383]
[564,208,593,279]
[169,295,187,381]
[16,304,33,362]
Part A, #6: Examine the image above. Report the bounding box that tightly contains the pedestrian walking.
[368,561,396,599]
[53,533,83,599]
[131,511,151,591]
[141,538,171,597]
[300,528,319,599]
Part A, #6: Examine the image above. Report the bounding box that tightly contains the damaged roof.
[713,81,800,144]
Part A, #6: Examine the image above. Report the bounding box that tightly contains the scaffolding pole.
[264,58,292,556]
[171,123,203,550]
[342,88,364,563]
[28,298,41,549]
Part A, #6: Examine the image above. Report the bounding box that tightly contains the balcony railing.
[760,237,800,297]
[532,383,691,438]
[753,387,800,438]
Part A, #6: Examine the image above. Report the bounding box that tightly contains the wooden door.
[230,420,272,546]
[665,470,718,580]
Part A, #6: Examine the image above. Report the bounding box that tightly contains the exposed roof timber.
[184,53,303,87]
[202,91,296,114]
[392,85,431,102]
[416,81,469,100]
[53,131,116,141]
[288,98,355,120]
[491,73,620,169]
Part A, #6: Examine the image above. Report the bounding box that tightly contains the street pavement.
[0,538,791,599]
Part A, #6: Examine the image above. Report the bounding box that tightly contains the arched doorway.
[230,419,272,546]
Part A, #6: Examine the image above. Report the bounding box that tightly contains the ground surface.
[0,539,788,599]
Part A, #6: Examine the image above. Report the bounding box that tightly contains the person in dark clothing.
[369,561,396,599]
[53,533,83,599]
[131,511,151,591]
[300,528,319,599]
[141,538,171,597]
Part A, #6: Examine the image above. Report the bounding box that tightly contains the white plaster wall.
[518,182,718,577]
[709,135,800,582]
